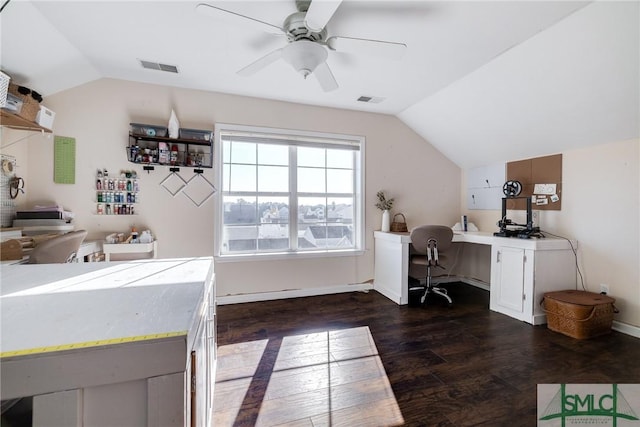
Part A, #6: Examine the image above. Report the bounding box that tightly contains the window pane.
[327,149,352,169]
[298,147,325,167]
[258,224,289,251]
[298,223,354,250]
[223,225,257,252]
[258,144,288,166]
[298,197,326,224]
[327,169,353,194]
[223,196,257,224]
[327,197,353,224]
[258,196,289,224]
[298,167,325,193]
[258,165,288,192]
[229,164,256,192]
[231,141,256,164]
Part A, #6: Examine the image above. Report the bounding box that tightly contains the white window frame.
[214,123,365,262]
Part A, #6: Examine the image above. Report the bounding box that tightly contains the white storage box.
[3,93,22,113]
[36,105,55,129]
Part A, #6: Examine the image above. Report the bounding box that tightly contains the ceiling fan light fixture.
[281,40,328,79]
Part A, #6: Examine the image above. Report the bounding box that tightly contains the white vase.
[168,109,180,139]
[381,210,391,232]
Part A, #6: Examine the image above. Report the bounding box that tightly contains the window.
[215,123,364,258]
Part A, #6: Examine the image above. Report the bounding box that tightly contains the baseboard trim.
[612,321,640,338]
[459,277,490,292]
[432,276,490,292]
[217,283,374,305]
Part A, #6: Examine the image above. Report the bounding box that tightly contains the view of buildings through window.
[218,127,363,255]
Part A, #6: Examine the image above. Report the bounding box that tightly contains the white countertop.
[0,257,214,358]
[374,230,575,250]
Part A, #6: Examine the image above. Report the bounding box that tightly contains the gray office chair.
[409,225,454,305]
[27,230,88,264]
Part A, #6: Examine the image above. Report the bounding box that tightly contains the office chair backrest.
[410,225,453,256]
[27,230,88,264]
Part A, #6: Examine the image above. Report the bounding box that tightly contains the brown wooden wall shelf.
[0,110,52,133]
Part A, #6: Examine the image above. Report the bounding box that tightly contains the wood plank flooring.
[214,284,640,426]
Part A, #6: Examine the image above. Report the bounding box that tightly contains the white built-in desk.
[374,231,577,325]
[0,257,216,427]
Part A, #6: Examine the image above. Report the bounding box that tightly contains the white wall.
[12,78,461,296]
[462,139,640,327]
[5,80,638,330]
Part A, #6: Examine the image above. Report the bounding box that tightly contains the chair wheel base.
[420,286,453,306]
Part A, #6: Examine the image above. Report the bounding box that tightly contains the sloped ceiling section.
[3,1,587,115]
[1,1,637,170]
[398,1,640,170]
[0,1,100,94]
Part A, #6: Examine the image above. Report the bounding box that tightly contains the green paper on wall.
[54,136,76,184]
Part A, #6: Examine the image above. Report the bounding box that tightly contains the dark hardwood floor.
[214,283,640,426]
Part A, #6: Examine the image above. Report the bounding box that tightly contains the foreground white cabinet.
[490,241,576,325]
[0,258,216,426]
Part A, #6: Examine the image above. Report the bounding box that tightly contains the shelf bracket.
[194,168,204,174]
[0,128,50,150]
[143,165,155,173]
[169,167,180,173]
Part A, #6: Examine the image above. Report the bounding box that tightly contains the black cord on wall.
[540,229,585,291]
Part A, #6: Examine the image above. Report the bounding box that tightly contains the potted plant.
[375,191,394,232]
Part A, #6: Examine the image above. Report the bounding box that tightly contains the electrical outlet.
[600,284,610,294]
[532,210,540,227]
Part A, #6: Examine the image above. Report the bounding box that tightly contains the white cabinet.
[491,246,528,321]
[189,279,216,427]
[490,242,576,325]
[1,258,216,426]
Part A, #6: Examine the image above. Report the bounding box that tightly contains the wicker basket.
[8,83,40,122]
[390,213,408,232]
[542,290,617,339]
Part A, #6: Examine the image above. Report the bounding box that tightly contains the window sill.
[214,248,366,263]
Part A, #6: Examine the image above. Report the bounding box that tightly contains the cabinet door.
[205,283,217,425]
[190,315,208,427]
[492,246,525,318]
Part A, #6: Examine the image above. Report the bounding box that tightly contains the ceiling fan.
[196,0,407,92]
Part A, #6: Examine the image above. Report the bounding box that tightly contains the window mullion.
[289,146,298,251]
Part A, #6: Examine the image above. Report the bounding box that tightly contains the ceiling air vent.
[139,60,179,73]
[357,95,385,104]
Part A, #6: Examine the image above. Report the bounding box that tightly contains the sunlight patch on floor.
[214,326,404,426]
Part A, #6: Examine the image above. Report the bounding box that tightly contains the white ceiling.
[2,1,638,169]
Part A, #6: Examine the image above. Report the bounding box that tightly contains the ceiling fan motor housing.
[284,12,326,42]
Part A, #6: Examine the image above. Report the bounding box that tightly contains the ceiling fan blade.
[314,61,338,92]
[304,0,343,32]
[237,48,284,76]
[327,36,407,60]
[196,3,283,35]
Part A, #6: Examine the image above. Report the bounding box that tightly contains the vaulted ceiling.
[2,1,638,169]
